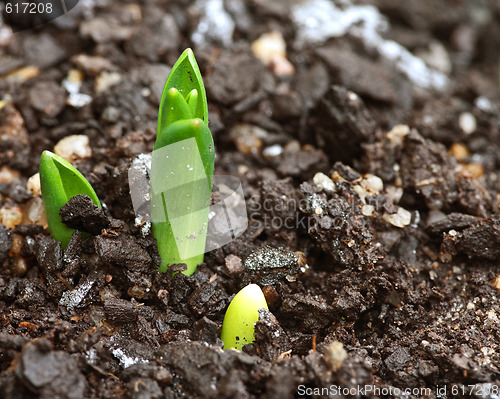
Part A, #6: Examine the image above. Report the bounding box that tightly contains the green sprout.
[39,150,101,248]
[151,48,214,275]
[220,284,269,350]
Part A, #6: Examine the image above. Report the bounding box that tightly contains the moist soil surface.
[1,1,500,398]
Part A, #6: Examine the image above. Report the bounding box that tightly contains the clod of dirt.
[300,178,383,270]
[94,234,151,273]
[399,130,493,216]
[190,316,220,345]
[0,225,12,264]
[60,194,110,235]
[311,85,376,163]
[34,236,65,297]
[205,45,275,107]
[14,339,86,399]
[244,245,300,285]
[254,308,291,362]
[104,298,139,325]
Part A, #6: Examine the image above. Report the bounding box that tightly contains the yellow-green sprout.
[220,284,269,350]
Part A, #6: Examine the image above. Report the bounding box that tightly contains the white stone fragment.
[262,144,283,158]
[361,174,383,194]
[111,347,147,369]
[415,40,452,74]
[95,71,122,93]
[191,0,235,48]
[27,173,41,196]
[54,134,92,162]
[67,93,92,108]
[459,112,477,135]
[313,172,336,192]
[251,30,294,76]
[475,96,494,113]
[383,207,412,228]
[324,341,348,372]
[387,124,410,147]
[362,204,375,216]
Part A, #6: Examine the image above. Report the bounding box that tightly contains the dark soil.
[1,0,500,398]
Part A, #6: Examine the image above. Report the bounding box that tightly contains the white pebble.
[324,341,348,372]
[0,206,23,229]
[27,173,41,196]
[262,144,283,158]
[361,174,383,194]
[22,197,47,227]
[458,112,476,135]
[313,172,336,192]
[362,204,375,216]
[95,71,122,93]
[383,207,411,228]
[251,30,294,76]
[54,134,92,162]
[386,124,410,147]
[0,165,20,184]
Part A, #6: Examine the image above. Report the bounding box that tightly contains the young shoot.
[151,48,214,275]
[220,284,269,350]
[39,150,101,248]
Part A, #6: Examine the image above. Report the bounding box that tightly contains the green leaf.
[220,284,269,350]
[39,150,101,249]
[152,49,214,276]
[151,119,214,275]
[164,88,194,126]
[158,48,208,134]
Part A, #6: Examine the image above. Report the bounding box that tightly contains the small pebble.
[72,54,113,76]
[251,30,294,76]
[229,124,267,155]
[27,173,41,196]
[313,172,335,192]
[493,275,500,290]
[362,204,375,216]
[12,257,28,276]
[22,197,47,227]
[0,206,23,229]
[54,134,92,162]
[386,124,410,147]
[324,341,348,372]
[225,254,243,274]
[461,162,484,179]
[383,207,412,228]
[4,66,40,84]
[459,112,476,135]
[416,40,452,74]
[262,144,283,158]
[448,143,470,160]
[360,174,383,194]
[284,140,301,153]
[0,165,20,184]
[95,71,122,93]
[9,234,24,257]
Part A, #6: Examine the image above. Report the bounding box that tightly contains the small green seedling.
[151,48,214,275]
[220,284,269,350]
[39,150,101,249]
